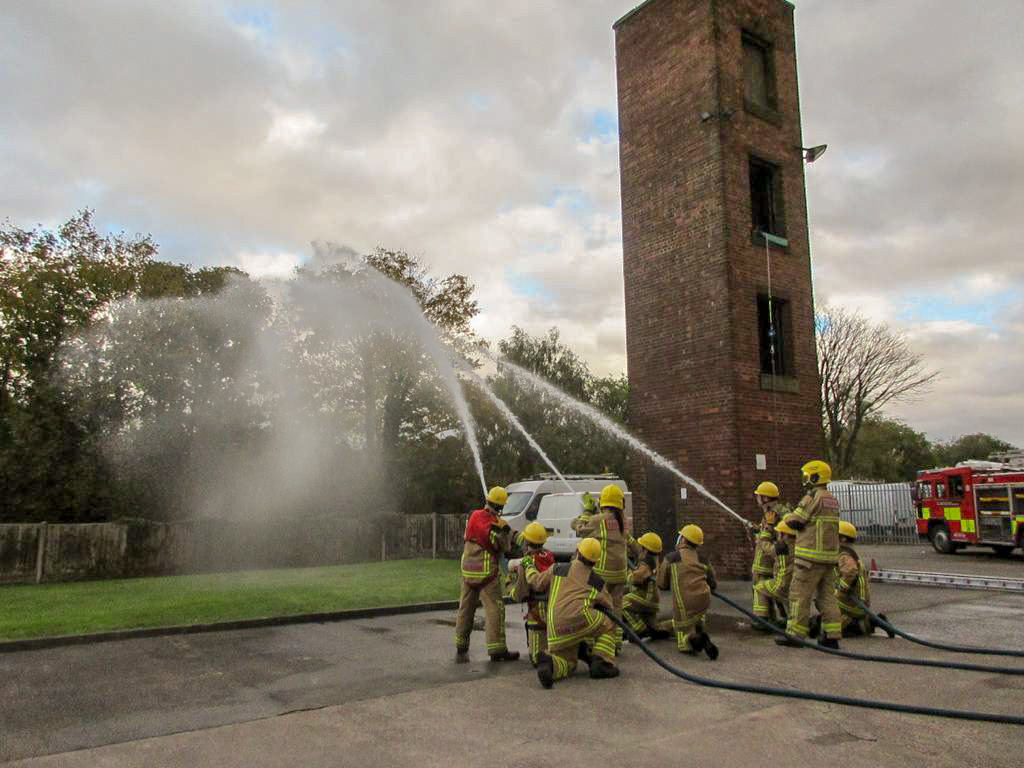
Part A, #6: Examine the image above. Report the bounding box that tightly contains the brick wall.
[616,0,824,577]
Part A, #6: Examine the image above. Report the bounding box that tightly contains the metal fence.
[828,482,918,545]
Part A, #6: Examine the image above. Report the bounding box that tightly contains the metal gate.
[828,482,917,544]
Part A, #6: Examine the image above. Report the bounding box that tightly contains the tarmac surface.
[2,548,1023,767]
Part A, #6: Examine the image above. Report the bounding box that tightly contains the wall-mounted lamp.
[800,144,828,163]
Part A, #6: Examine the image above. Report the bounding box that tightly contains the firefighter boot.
[489,650,520,662]
[818,637,840,650]
[589,658,620,679]
[455,646,469,663]
[700,633,719,661]
[578,641,594,667]
[684,632,706,656]
[774,634,803,648]
[808,615,821,639]
[650,628,672,641]
[536,652,554,689]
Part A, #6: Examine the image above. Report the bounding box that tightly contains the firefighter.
[570,491,597,534]
[622,532,670,640]
[533,538,620,688]
[518,521,555,665]
[751,481,791,624]
[575,484,629,652]
[776,460,843,649]
[833,521,891,637]
[657,524,719,659]
[752,520,797,631]
[455,486,519,662]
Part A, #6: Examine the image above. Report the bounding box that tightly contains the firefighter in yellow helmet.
[776,461,843,649]
[514,522,556,665]
[830,521,891,638]
[574,484,629,652]
[656,524,719,658]
[751,481,791,625]
[455,486,519,662]
[752,520,797,631]
[621,532,670,640]
[533,538,619,688]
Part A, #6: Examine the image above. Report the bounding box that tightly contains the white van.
[501,474,632,559]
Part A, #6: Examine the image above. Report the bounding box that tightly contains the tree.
[843,417,935,482]
[817,306,936,477]
[933,433,1018,468]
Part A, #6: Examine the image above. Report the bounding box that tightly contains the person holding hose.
[776,460,843,649]
[575,484,629,652]
[751,481,789,624]
[752,520,797,631]
[516,522,556,665]
[657,524,719,659]
[622,532,670,640]
[832,521,891,637]
[532,537,619,688]
[454,486,519,662]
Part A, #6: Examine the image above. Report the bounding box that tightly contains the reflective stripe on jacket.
[784,487,840,565]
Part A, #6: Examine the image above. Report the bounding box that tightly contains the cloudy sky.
[2,0,1022,446]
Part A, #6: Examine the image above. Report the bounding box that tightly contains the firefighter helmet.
[754,481,780,499]
[522,522,548,545]
[679,524,704,546]
[838,520,857,541]
[800,460,832,487]
[486,486,509,507]
[599,484,625,511]
[775,520,798,536]
[577,537,602,562]
[637,532,663,554]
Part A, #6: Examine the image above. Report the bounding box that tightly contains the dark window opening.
[524,493,548,522]
[757,295,793,377]
[749,156,785,239]
[949,475,965,499]
[743,31,777,113]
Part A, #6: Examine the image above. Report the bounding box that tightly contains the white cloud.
[266,107,326,149]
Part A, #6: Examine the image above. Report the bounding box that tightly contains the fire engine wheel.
[929,524,956,555]
[991,545,1015,557]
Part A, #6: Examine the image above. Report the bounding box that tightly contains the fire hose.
[597,608,1024,726]
[711,591,1024,676]
[851,595,1024,659]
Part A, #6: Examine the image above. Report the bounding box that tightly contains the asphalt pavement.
[2,549,1023,767]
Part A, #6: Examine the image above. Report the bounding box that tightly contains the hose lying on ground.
[712,591,1024,677]
[597,608,1024,726]
[851,595,1024,659]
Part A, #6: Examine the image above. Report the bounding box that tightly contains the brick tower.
[614,0,824,577]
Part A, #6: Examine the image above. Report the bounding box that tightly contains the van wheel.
[930,524,955,554]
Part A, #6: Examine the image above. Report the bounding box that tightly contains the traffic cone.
[870,557,879,574]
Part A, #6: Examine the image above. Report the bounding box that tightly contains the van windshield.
[501,492,533,518]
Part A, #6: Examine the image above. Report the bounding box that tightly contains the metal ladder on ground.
[870,567,1024,593]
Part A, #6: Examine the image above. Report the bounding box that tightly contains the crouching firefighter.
[622,532,670,640]
[751,481,790,624]
[751,520,797,631]
[657,524,719,659]
[533,538,620,688]
[833,521,891,637]
[455,486,519,662]
[513,522,555,665]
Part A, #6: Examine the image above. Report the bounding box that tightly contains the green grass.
[0,558,461,641]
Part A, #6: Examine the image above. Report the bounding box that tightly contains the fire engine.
[914,459,1024,555]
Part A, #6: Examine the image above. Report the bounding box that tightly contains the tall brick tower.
[614,0,824,577]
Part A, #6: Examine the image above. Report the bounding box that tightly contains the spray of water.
[356,269,487,496]
[486,351,751,530]
[458,363,574,494]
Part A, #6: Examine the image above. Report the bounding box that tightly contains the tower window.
[757,295,793,377]
[749,156,785,238]
[743,32,777,113]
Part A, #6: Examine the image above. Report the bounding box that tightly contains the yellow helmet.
[577,537,602,562]
[522,522,548,546]
[486,486,509,507]
[637,532,663,554]
[599,484,625,511]
[679,524,704,546]
[801,460,832,486]
[838,520,857,541]
[775,520,797,536]
[754,481,780,498]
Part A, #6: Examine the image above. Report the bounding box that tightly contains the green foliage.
[932,433,1017,468]
[842,417,935,482]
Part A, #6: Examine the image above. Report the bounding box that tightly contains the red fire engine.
[914,461,1024,555]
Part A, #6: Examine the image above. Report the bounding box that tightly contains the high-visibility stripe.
[922,509,931,520]
[944,507,962,521]
[794,546,838,563]
[961,519,976,534]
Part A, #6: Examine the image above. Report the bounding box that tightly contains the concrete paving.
[861,543,1024,574]
[2,557,1023,767]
